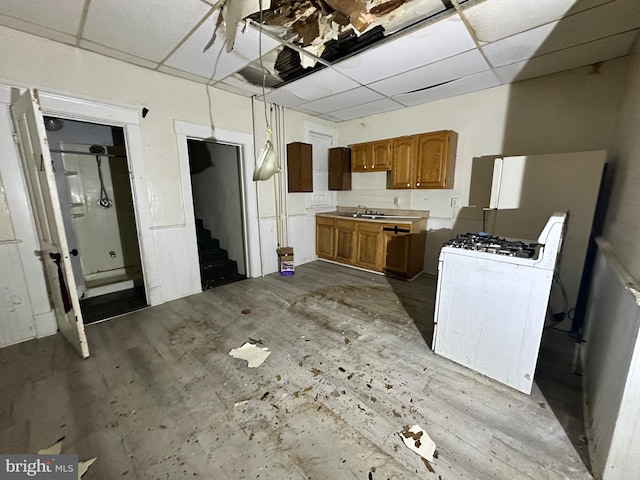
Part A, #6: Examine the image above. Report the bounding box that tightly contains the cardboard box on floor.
[277,247,294,275]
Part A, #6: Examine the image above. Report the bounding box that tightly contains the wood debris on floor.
[0,262,592,479]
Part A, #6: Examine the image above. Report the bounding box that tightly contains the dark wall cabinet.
[287,142,313,192]
[328,147,351,191]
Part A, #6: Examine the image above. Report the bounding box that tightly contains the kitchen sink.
[333,212,421,220]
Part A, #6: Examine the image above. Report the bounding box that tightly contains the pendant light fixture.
[252,0,279,182]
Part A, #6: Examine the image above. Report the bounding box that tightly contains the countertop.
[316,208,429,226]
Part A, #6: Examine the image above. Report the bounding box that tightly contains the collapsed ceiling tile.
[215,0,467,89]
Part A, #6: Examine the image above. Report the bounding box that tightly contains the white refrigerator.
[472,150,606,320]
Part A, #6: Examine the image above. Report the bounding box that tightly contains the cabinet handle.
[416,182,420,186]
[364,165,367,169]
[406,183,410,187]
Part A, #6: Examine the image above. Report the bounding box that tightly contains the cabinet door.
[383,230,410,274]
[335,219,356,263]
[287,142,313,192]
[371,140,392,170]
[383,228,426,278]
[388,136,418,189]
[351,143,370,172]
[415,131,457,189]
[354,222,384,271]
[316,217,335,259]
[329,148,351,191]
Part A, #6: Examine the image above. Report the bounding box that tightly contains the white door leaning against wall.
[10,88,89,358]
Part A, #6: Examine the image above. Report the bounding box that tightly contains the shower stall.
[46,118,146,322]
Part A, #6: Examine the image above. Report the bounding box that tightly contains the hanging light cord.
[258,0,271,137]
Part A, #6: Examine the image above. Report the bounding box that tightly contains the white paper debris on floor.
[36,438,64,455]
[229,342,271,368]
[400,424,436,462]
[78,457,97,479]
[36,438,96,479]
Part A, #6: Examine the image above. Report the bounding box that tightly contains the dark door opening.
[45,117,147,323]
[187,139,247,290]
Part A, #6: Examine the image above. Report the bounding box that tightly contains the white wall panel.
[583,242,640,480]
[288,215,317,266]
[150,225,201,303]
[0,244,37,347]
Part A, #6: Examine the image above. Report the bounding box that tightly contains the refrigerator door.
[482,150,605,317]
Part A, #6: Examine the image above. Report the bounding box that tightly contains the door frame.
[174,120,260,279]
[1,84,158,307]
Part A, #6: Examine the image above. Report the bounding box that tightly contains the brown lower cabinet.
[354,222,384,271]
[316,216,335,258]
[335,219,356,263]
[383,228,427,279]
[316,216,426,279]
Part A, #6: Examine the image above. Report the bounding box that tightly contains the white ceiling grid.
[0,0,637,122]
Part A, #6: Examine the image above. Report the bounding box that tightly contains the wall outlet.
[393,196,400,205]
[450,198,459,208]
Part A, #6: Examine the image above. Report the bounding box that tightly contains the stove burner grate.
[444,233,538,258]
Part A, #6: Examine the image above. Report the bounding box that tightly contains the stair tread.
[195,218,244,290]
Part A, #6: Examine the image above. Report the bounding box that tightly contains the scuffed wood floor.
[0,261,591,479]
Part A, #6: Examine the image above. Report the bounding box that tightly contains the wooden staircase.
[196,219,245,290]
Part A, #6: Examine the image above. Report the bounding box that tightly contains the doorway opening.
[187,139,247,290]
[45,116,147,323]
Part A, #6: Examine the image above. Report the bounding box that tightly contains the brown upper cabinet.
[287,142,313,192]
[351,139,392,172]
[388,130,458,189]
[328,147,351,191]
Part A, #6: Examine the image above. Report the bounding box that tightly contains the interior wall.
[336,58,630,273]
[582,46,640,480]
[0,26,332,349]
[601,51,640,281]
[191,142,245,275]
[582,243,640,480]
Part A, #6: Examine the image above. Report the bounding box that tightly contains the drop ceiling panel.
[329,98,404,122]
[218,75,274,96]
[318,114,342,122]
[393,70,501,107]
[333,13,476,84]
[78,40,159,69]
[157,65,213,84]
[260,88,306,107]
[83,0,211,62]
[482,0,640,68]
[264,67,361,108]
[463,0,583,45]
[367,49,490,97]
[211,79,263,98]
[299,87,384,114]
[0,14,77,45]
[0,0,85,36]
[494,30,638,83]
[165,12,281,80]
[531,0,640,56]
[481,22,558,68]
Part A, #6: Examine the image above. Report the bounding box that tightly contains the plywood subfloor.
[0,261,591,479]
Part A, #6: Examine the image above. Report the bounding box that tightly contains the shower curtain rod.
[49,148,127,158]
